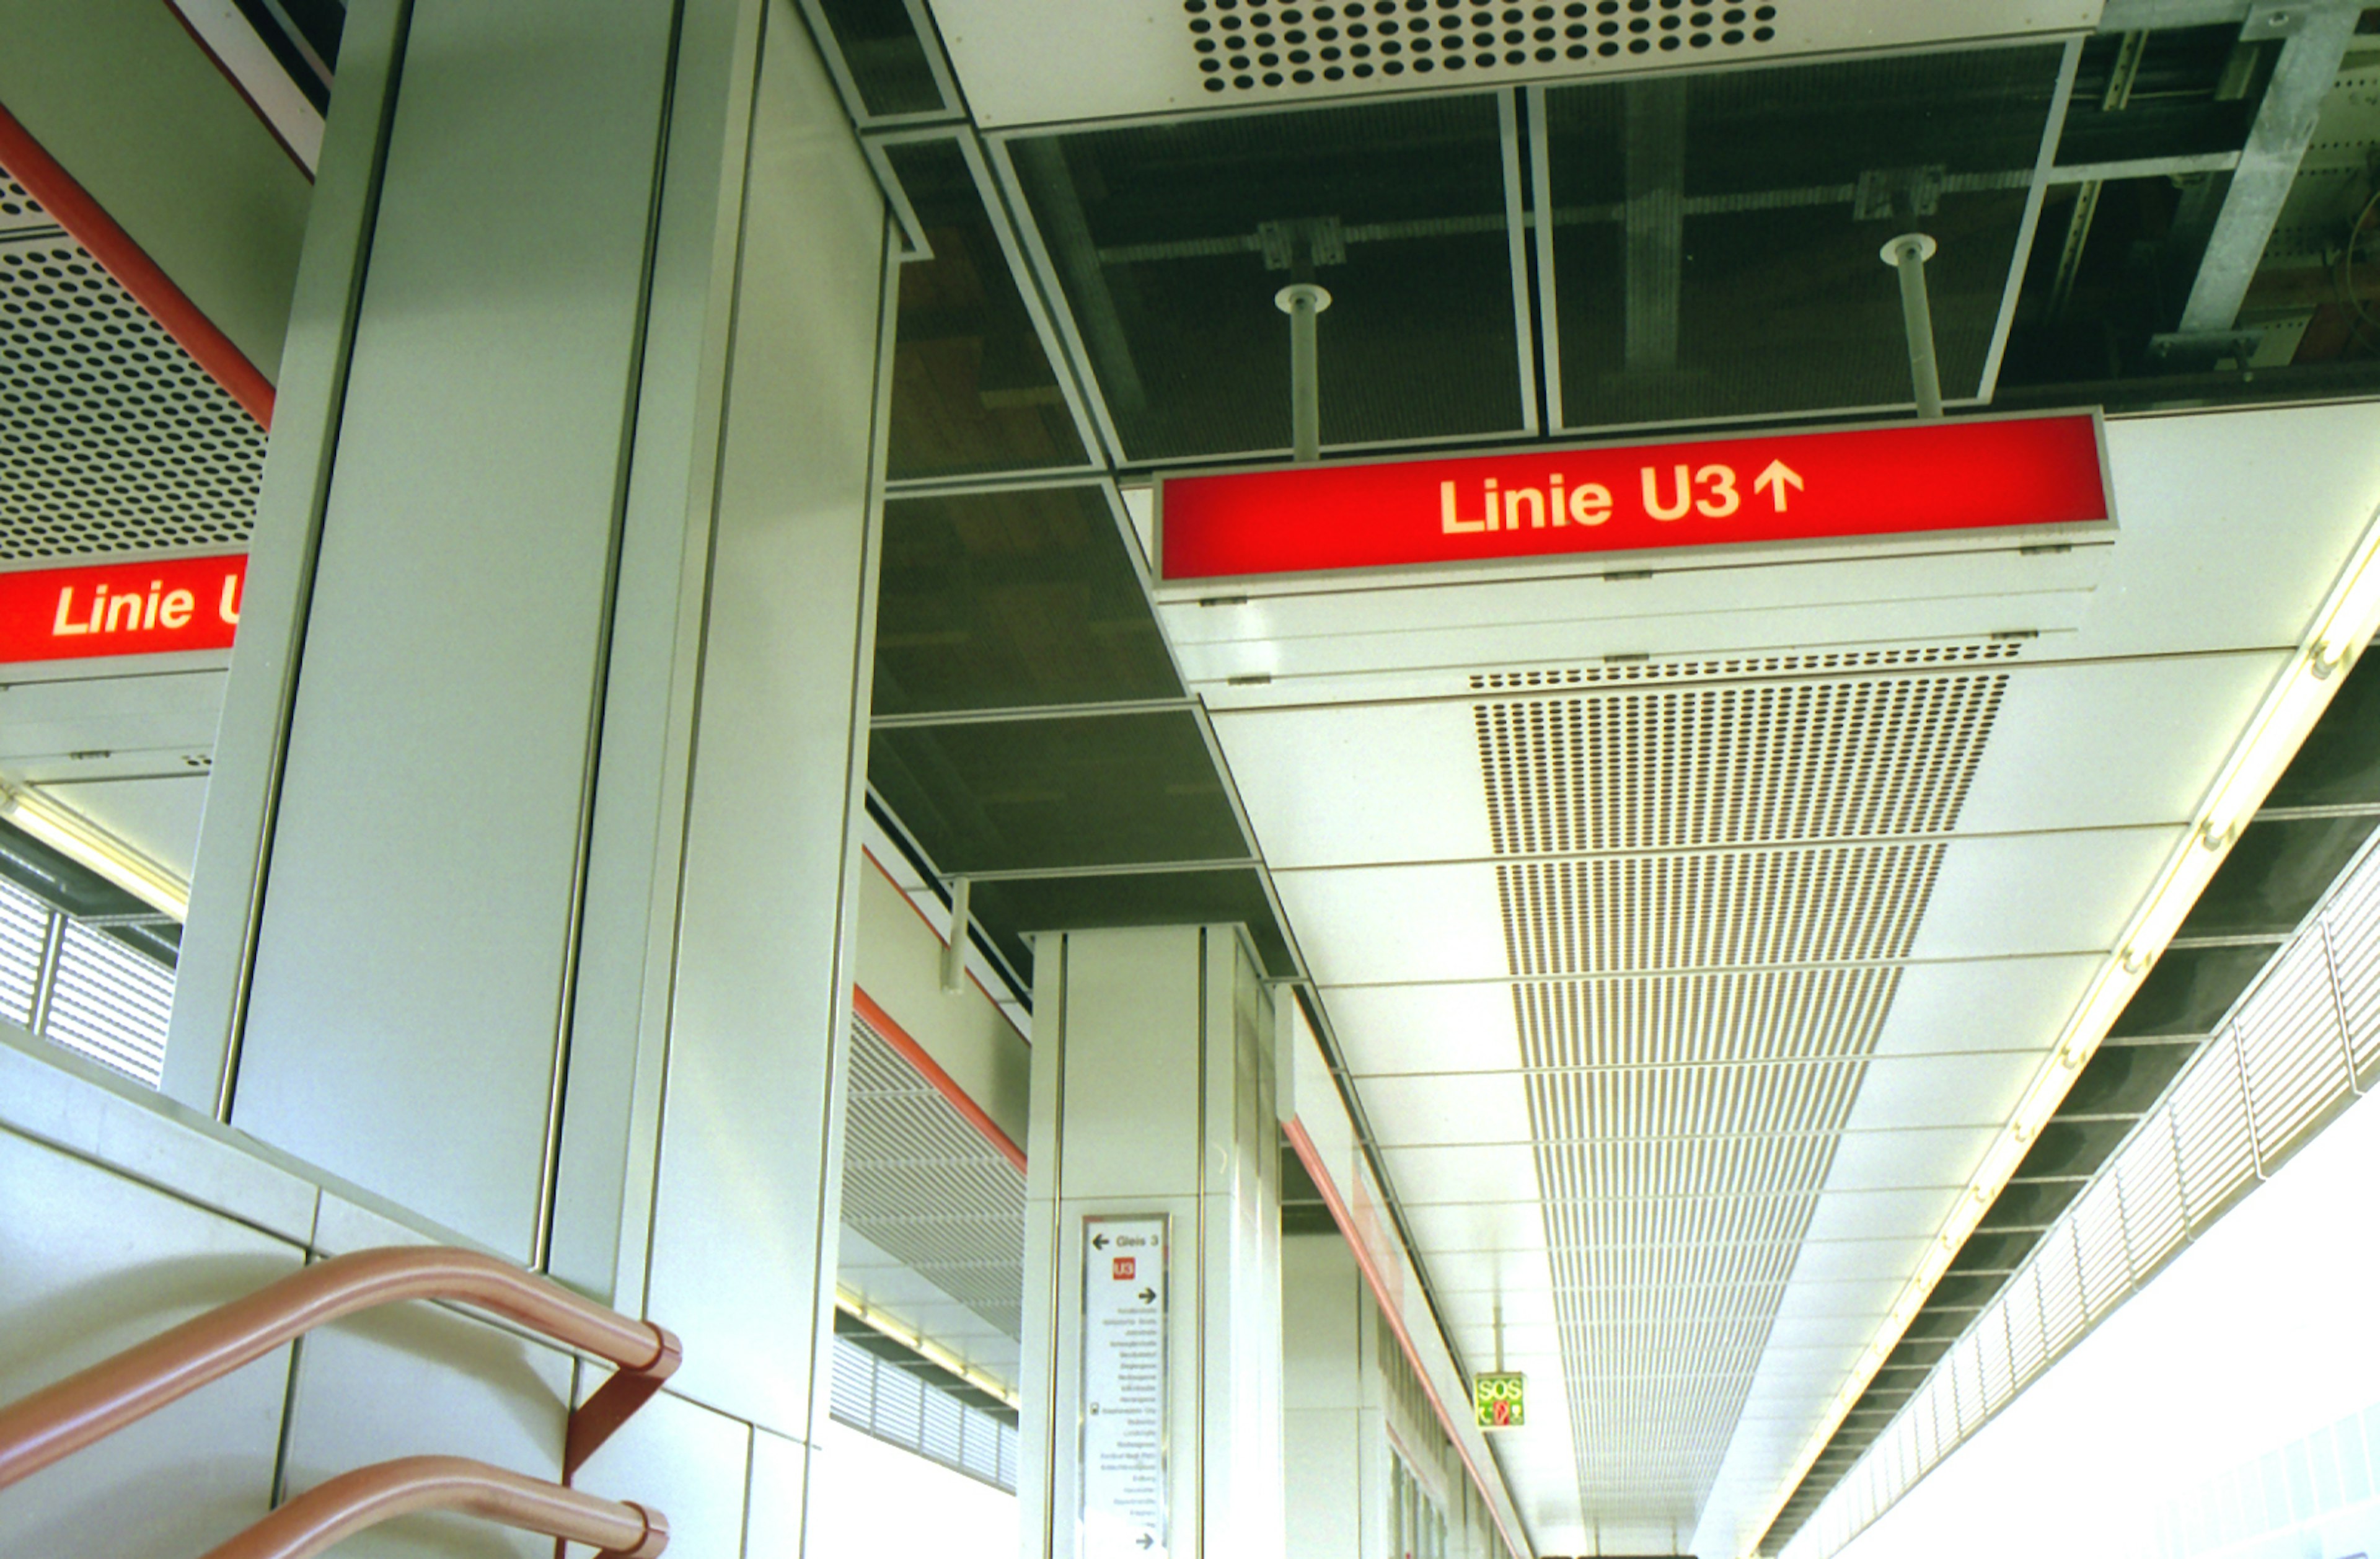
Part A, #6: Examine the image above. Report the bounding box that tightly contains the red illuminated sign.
[1157,413,2110,583]
[0,555,247,664]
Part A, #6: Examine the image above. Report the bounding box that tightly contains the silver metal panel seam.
[638,0,891,1437]
[545,0,771,1305]
[163,0,412,1117]
[227,0,684,1260]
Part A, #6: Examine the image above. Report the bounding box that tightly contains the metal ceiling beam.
[1623,77,1689,373]
[2175,2,2360,334]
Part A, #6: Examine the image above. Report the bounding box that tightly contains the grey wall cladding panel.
[0,1129,299,1554]
[232,0,679,1258]
[641,0,890,1435]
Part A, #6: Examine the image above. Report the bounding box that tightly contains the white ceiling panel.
[2083,404,2380,660]
[1400,1244,1559,1295]
[1354,1071,1538,1146]
[1785,1234,1937,1284]
[1320,981,1524,1076]
[1869,954,2100,1056]
[1376,1143,1544,1204]
[1178,582,2099,700]
[1274,865,1510,986]
[937,0,2092,128]
[35,775,210,881]
[1398,1199,1554,1253]
[1955,652,2289,833]
[1903,827,2188,961]
[1839,1051,2053,1134]
[1210,700,1492,867]
[0,668,226,779]
[1799,1185,1968,1245]
[1818,1124,2001,1192]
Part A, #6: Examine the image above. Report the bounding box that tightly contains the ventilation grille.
[1497,845,1946,974]
[1470,640,2023,691]
[0,234,266,562]
[1478,676,2005,853]
[842,1013,1028,1340]
[1184,0,1781,94]
[1779,832,2380,1559]
[1474,665,2006,1526]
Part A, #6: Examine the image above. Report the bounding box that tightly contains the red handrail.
[196,1455,668,1559]
[0,1246,681,1493]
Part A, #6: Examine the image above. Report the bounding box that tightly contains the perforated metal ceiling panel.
[927,0,2097,127]
[0,181,265,565]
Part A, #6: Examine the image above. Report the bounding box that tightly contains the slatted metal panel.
[41,921,172,1087]
[0,877,46,1024]
[1784,829,2380,1559]
[842,1012,1028,1340]
[1473,651,2014,1524]
[828,1333,1021,1491]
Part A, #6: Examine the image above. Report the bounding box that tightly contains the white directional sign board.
[1080,1216,1170,1559]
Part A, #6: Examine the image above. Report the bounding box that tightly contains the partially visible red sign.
[1157,413,2110,582]
[0,555,247,663]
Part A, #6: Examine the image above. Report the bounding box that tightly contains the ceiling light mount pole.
[1264,218,1342,464]
[1881,232,1944,420]
[1275,280,1332,464]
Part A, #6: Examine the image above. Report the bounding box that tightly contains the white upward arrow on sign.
[1754,459,1805,512]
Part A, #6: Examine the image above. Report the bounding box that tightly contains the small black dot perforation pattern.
[0,237,265,562]
[1182,0,1779,92]
[0,173,51,234]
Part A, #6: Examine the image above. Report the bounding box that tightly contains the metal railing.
[0,1245,680,1557]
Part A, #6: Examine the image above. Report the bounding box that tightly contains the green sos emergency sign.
[1474,1371,1525,1429]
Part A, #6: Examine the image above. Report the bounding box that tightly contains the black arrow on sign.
[1093,1234,1111,1250]
[1138,1287,1157,1304]
[1136,1535,1155,1550]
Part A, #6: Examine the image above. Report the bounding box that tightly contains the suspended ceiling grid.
[1164,400,2380,1555]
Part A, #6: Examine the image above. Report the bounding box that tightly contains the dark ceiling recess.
[1762,648,2380,1547]
[873,485,1179,717]
[225,0,342,110]
[1008,92,1525,462]
[811,0,949,116]
[882,138,1093,481]
[1545,45,2062,427]
[866,484,1293,986]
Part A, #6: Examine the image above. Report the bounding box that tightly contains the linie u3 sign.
[1154,412,2111,583]
[0,555,247,664]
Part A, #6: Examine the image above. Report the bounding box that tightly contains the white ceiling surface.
[932,0,2100,128]
[1171,404,2380,1557]
[0,661,227,883]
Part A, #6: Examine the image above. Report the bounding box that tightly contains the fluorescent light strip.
[1742,497,2380,1557]
[834,1288,1022,1411]
[0,784,190,922]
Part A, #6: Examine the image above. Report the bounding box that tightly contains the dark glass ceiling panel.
[1545,46,2064,427]
[874,485,1181,716]
[2180,813,2380,939]
[2106,942,2275,1039]
[869,710,1247,873]
[1008,94,1523,461]
[815,0,948,117]
[969,868,1295,981]
[2267,648,2380,808]
[884,139,1090,480]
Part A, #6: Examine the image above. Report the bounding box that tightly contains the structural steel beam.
[2177,2,2360,333]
